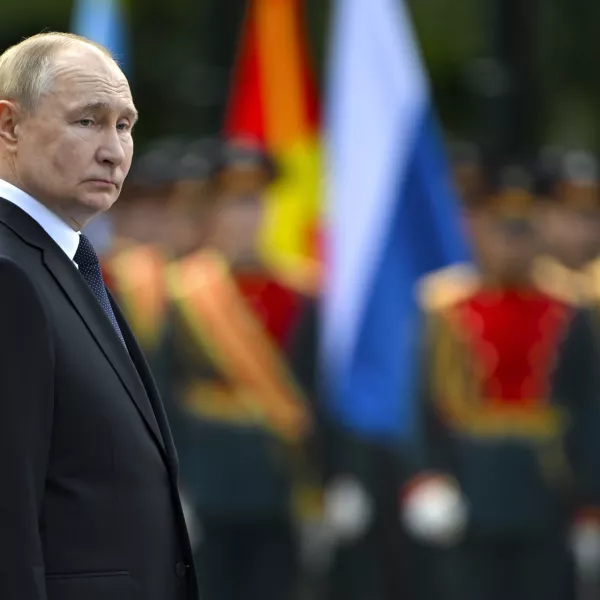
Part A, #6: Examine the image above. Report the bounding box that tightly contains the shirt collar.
[0,178,80,262]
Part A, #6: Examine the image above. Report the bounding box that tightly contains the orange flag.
[224,0,322,295]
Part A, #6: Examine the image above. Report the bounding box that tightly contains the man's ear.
[0,100,21,151]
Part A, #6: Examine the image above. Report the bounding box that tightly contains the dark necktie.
[74,233,126,347]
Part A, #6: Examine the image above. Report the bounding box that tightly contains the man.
[403,168,600,600]
[533,150,600,305]
[0,33,198,600]
[156,139,308,600]
[532,151,600,597]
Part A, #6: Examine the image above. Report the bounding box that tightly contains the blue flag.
[322,0,471,442]
[70,0,129,75]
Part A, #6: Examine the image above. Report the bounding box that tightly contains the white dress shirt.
[0,178,80,263]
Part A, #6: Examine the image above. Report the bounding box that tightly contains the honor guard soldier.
[156,139,311,600]
[104,138,186,358]
[533,149,600,307]
[403,165,600,600]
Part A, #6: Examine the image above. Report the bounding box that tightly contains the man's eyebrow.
[126,107,139,124]
[79,102,139,123]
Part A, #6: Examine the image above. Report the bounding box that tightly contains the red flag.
[224,0,322,295]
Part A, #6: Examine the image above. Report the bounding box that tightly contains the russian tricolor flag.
[322,0,470,442]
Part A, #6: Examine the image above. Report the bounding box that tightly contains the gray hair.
[0,32,113,112]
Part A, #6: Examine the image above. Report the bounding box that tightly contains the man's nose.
[96,127,126,167]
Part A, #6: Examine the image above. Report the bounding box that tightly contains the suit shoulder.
[0,221,41,263]
[0,253,36,285]
[0,227,52,310]
[0,254,49,329]
[417,263,480,312]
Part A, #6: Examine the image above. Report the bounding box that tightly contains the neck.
[481,270,533,289]
[0,170,86,232]
[0,161,22,193]
[50,205,85,232]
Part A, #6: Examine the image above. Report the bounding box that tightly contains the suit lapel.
[110,293,179,471]
[0,200,167,459]
[43,249,167,456]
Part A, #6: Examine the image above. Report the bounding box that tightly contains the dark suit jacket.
[0,199,199,600]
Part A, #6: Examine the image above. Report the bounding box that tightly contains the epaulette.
[531,256,586,307]
[586,257,600,303]
[105,236,138,259]
[417,263,480,312]
[266,257,323,299]
[165,249,215,301]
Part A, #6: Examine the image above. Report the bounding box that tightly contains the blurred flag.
[224,0,322,295]
[70,0,129,74]
[322,0,470,441]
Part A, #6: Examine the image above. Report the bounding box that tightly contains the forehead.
[45,46,134,111]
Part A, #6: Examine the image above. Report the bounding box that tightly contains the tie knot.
[74,233,100,269]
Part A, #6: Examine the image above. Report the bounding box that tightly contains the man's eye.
[116,122,130,132]
[79,119,94,127]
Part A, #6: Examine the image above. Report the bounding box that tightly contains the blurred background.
[4,1,600,600]
[3,0,600,151]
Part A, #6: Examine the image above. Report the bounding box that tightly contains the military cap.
[474,163,538,237]
[166,138,223,211]
[535,148,600,211]
[176,138,224,182]
[128,136,190,188]
[212,137,279,182]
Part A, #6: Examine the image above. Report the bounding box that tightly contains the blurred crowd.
[96,135,600,600]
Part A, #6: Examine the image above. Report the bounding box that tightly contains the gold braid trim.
[109,245,168,350]
[167,250,308,442]
[430,309,567,440]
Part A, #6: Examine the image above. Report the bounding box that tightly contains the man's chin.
[79,191,120,215]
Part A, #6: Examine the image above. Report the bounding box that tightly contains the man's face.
[207,167,269,264]
[539,204,600,269]
[470,212,539,282]
[11,45,137,229]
